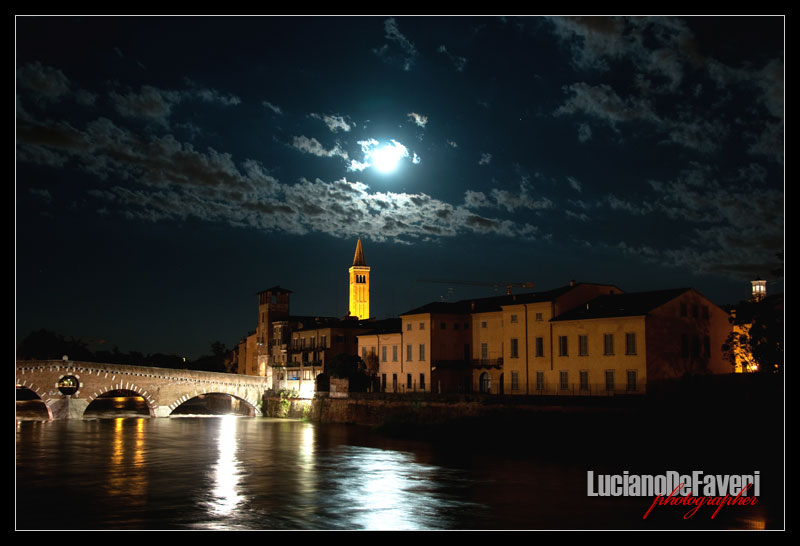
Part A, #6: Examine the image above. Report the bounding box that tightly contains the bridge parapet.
[16,360,270,420]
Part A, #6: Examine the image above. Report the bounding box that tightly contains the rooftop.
[551,288,692,321]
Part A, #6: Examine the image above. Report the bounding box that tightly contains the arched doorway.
[479,372,491,394]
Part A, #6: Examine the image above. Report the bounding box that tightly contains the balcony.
[471,358,503,369]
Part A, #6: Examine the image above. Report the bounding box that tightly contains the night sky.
[15,16,784,359]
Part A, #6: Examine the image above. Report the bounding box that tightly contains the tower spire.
[353,236,367,267]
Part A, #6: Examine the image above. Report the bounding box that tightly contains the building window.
[535,313,543,321]
[420,322,425,330]
[392,345,398,362]
[392,374,397,392]
[681,335,689,357]
[406,344,412,361]
[605,370,615,392]
[440,322,446,330]
[604,334,614,355]
[558,335,568,356]
[454,323,459,330]
[626,370,637,392]
[692,335,700,358]
[511,371,519,391]
[481,321,487,329]
[559,371,569,390]
[320,335,327,348]
[362,347,367,360]
[419,344,426,361]
[680,303,687,317]
[536,371,544,391]
[510,314,518,323]
[407,323,412,331]
[535,337,544,357]
[407,373,413,389]
[702,306,709,319]
[381,346,387,362]
[481,343,488,362]
[692,304,699,318]
[381,374,387,391]
[419,373,426,391]
[625,333,636,355]
[579,335,588,356]
[704,335,711,357]
[580,370,589,391]
[510,338,519,359]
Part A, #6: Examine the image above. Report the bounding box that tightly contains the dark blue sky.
[16,16,784,359]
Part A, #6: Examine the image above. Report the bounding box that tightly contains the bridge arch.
[167,390,262,417]
[84,389,155,418]
[16,382,53,420]
[86,382,157,417]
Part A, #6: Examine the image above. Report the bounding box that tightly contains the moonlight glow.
[361,139,410,174]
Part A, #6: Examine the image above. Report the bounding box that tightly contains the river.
[15,400,780,531]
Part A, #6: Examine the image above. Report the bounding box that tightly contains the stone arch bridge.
[16,360,271,420]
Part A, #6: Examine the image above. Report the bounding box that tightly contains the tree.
[723,297,783,373]
[326,353,376,392]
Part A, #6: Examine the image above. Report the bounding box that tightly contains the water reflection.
[15,418,782,530]
[207,416,244,521]
[106,418,148,503]
[319,445,477,530]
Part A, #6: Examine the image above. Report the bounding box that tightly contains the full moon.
[371,142,406,173]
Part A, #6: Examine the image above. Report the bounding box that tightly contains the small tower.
[751,278,766,302]
[349,237,370,319]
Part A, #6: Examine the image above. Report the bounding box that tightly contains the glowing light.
[353,138,412,174]
[372,143,405,173]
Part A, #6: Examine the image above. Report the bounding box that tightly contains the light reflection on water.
[15,417,777,530]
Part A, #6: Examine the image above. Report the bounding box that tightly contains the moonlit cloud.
[262,101,283,115]
[311,113,353,132]
[291,135,349,160]
[374,17,418,71]
[407,112,428,128]
[478,153,492,165]
[437,45,467,72]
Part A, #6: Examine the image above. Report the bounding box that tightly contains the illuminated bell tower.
[751,278,766,302]
[349,237,370,319]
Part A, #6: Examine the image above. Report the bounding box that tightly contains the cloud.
[464,180,554,213]
[577,123,592,142]
[17,61,71,102]
[567,176,582,192]
[374,18,418,71]
[110,84,241,127]
[407,112,428,128]
[291,135,349,160]
[311,113,352,132]
[17,116,550,245]
[16,61,97,107]
[478,153,492,165]
[437,45,467,72]
[263,101,283,115]
[555,82,661,129]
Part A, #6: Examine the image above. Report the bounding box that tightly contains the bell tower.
[349,237,370,319]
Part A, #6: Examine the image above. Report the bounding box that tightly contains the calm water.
[16,402,778,530]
